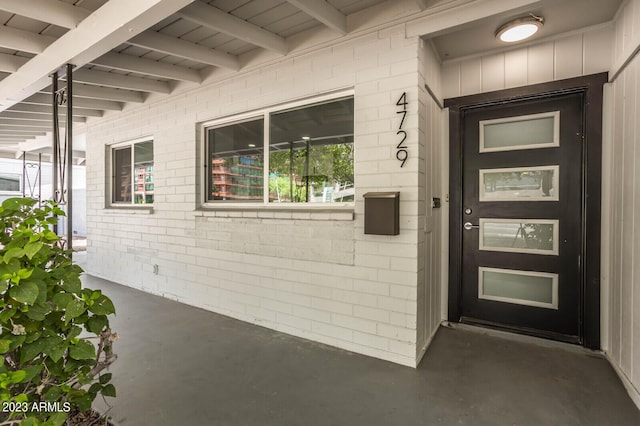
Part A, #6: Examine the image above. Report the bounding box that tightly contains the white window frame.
[0,173,22,195]
[107,136,154,208]
[199,90,355,209]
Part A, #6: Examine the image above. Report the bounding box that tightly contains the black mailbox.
[363,192,400,235]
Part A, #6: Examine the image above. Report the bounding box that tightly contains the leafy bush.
[0,198,117,425]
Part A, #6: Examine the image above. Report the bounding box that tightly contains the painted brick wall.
[84,25,425,366]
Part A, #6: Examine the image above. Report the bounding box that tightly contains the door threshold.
[445,321,603,357]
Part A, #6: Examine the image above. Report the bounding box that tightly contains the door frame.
[444,73,608,349]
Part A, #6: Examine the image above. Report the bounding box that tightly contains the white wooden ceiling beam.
[40,83,145,103]
[0,119,51,127]
[286,0,347,35]
[415,0,451,10]
[0,114,86,123]
[91,52,202,83]
[0,125,49,133]
[0,0,196,112]
[1,111,88,122]
[22,93,123,111]
[0,26,55,54]
[71,68,171,94]
[0,0,91,29]
[129,30,240,70]
[0,135,37,140]
[177,2,287,55]
[0,132,46,138]
[1,112,51,121]
[0,53,29,73]
[406,0,539,37]
[7,103,103,118]
[0,128,46,134]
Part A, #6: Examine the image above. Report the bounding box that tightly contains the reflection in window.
[113,147,132,203]
[207,119,264,201]
[203,95,354,204]
[111,139,154,205]
[0,173,21,193]
[269,97,354,203]
[480,166,558,201]
[480,219,558,255]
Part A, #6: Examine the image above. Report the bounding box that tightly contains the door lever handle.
[464,222,479,231]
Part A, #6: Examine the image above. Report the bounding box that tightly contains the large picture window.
[204,95,354,204]
[110,139,154,205]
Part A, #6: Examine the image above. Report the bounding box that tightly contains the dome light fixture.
[496,14,544,43]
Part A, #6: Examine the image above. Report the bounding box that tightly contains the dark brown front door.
[458,92,583,342]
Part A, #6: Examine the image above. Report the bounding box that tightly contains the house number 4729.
[396,92,408,167]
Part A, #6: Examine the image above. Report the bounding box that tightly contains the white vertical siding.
[417,39,443,361]
[481,54,505,92]
[554,34,583,80]
[606,0,640,407]
[442,25,613,98]
[527,42,554,84]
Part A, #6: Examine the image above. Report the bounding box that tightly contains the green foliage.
[0,198,117,425]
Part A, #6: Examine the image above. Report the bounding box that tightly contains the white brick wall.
[84,25,425,367]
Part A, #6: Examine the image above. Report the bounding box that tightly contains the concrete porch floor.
[80,268,640,425]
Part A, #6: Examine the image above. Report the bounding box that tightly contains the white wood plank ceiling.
[0,0,387,156]
[0,0,615,157]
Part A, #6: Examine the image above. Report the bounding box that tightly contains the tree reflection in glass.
[483,222,555,251]
[481,167,558,201]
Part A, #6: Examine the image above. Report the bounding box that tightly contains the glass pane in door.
[479,267,558,309]
[480,165,559,201]
[480,111,559,152]
[479,219,559,255]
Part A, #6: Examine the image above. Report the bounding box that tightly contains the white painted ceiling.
[0,0,624,160]
[430,0,623,60]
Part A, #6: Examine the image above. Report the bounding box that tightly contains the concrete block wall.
[84,25,426,366]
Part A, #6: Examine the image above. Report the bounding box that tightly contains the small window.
[110,139,154,205]
[0,173,21,193]
[203,94,354,204]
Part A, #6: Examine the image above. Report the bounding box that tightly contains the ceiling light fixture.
[496,14,544,43]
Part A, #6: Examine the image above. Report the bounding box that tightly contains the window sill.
[104,205,154,214]
[193,203,354,221]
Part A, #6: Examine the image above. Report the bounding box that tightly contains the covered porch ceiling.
[0,0,621,161]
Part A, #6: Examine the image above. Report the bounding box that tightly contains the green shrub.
[0,198,117,425]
